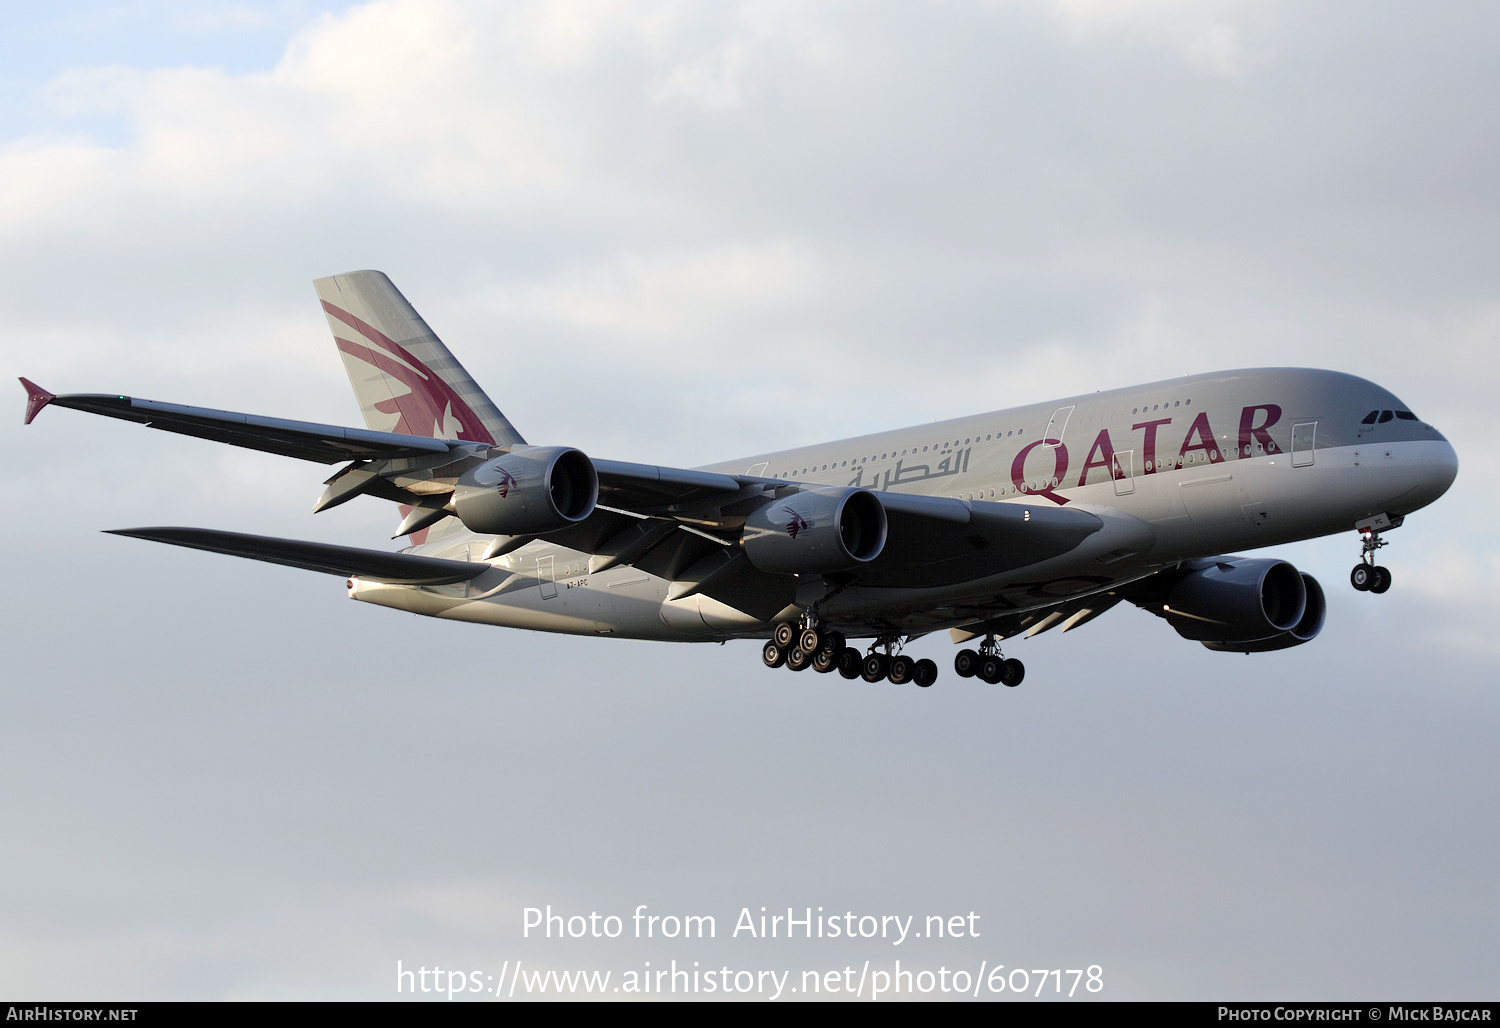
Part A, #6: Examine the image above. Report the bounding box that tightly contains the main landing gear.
[953,633,1024,687]
[762,621,938,687]
[1350,527,1393,594]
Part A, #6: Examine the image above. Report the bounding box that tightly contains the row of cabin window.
[770,398,1203,479]
[773,429,1028,478]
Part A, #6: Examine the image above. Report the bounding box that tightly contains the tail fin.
[314,271,524,447]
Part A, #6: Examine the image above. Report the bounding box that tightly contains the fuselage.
[351,368,1458,641]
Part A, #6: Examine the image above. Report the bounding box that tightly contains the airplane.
[19,271,1459,688]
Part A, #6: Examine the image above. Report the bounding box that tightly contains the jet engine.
[1154,557,1308,644]
[1202,573,1326,653]
[451,446,598,536]
[741,487,887,575]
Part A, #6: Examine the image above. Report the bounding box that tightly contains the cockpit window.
[1361,411,1380,425]
[1377,410,1394,423]
[1396,411,1418,421]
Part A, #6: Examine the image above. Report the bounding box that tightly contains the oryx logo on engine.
[782,506,810,539]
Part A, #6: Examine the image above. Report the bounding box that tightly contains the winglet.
[19,378,56,425]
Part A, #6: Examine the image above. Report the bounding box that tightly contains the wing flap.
[106,527,485,584]
[34,389,455,463]
[593,459,748,509]
[858,496,1104,588]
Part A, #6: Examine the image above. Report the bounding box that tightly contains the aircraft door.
[1043,405,1075,447]
[1112,450,1135,495]
[1291,421,1317,467]
[536,554,558,599]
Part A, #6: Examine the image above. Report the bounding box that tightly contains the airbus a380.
[21,271,1458,688]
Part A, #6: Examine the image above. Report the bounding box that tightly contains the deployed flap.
[29,390,455,463]
[857,496,1103,588]
[315,271,524,446]
[106,527,485,585]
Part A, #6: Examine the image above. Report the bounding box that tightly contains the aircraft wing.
[107,527,486,585]
[21,379,454,463]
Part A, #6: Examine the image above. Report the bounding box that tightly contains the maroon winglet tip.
[19,377,56,425]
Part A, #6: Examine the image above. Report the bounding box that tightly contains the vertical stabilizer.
[314,271,524,446]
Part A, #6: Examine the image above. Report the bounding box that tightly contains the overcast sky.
[2,0,1497,1001]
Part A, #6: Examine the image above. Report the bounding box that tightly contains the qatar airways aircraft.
[21,271,1458,688]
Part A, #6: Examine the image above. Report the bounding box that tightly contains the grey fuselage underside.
[350,367,1456,641]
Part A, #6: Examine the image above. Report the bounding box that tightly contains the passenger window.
[1378,410,1394,423]
[1361,411,1379,425]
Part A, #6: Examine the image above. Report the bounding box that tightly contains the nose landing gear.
[1351,521,1397,594]
[954,633,1025,686]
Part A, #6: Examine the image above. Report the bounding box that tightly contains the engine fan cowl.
[1202,572,1326,653]
[1162,557,1308,643]
[741,487,887,575]
[452,446,598,536]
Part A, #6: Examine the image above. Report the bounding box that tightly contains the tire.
[786,646,813,672]
[999,658,1025,687]
[978,655,1003,684]
[773,621,797,648]
[1350,564,1372,591]
[836,647,863,679]
[861,654,889,683]
[798,627,824,655]
[1370,566,1392,594]
[761,641,786,668]
[812,647,838,673]
[888,655,915,685]
[821,631,846,656]
[913,659,938,688]
[954,649,980,678]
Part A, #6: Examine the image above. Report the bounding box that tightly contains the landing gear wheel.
[773,622,797,648]
[786,646,813,672]
[1350,564,1373,591]
[954,649,980,678]
[811,648,838,673]
[861,654,890,683]
[798,627,824,655]
[999,658,1025,687]
[978,655,1004,684]
[888,655,915,685]
[836,647,863,679]
[761,641,786,668]
[819,631,846,657]
[913,658,938,688]
[1370,565,1391,594]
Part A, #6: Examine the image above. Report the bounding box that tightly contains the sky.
[2,0,1497,1001]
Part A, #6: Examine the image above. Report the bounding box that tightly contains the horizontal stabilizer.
[106,527,486,585]
[30,391,457,463]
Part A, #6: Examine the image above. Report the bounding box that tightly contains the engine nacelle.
[452,446,598,536]
[741,487,887,575]
[1202,573,1325,653]
[1160,557,1308,643]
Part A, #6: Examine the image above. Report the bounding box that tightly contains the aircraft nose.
[1391,437,1458,515]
